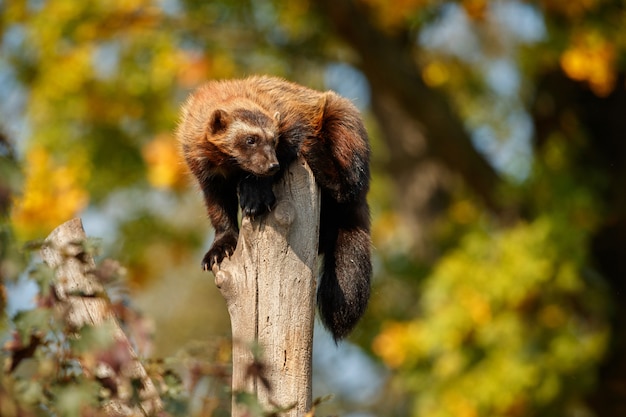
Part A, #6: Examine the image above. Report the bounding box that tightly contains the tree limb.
[42,218,162,416]
[316,0,501,209]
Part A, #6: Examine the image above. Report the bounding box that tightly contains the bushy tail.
[317,199,371,341]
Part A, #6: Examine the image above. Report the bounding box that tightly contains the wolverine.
[177,75,371,340]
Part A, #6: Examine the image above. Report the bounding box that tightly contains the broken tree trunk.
[213,158,321,417]
[41,218,162,416]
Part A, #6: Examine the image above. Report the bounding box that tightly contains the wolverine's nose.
[268,162,280,174]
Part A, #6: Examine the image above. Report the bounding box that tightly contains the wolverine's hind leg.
[301,92,370,204]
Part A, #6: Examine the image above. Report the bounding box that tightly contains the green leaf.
[14,378,45,405]
[234,391,265,417]
[69,320,116,354]
[50,379,101,417]
[13,308,53,344]
[28,262,56,294]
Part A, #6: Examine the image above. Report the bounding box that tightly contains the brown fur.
[177,75,371,340]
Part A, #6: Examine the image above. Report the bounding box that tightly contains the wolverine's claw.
[202,232,238,272]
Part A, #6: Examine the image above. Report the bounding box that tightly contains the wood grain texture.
[214,158,320,417]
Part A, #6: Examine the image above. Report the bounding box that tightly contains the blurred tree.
[311,0,625,415]
[1,0,625,416]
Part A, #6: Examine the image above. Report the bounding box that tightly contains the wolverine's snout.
[256,160,279,176]
[267,162,280,174]
[244,152,279,177]
[259,147,279,176]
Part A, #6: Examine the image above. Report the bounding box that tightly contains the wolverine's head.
[207,104,281,177]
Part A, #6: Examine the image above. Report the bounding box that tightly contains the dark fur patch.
[232,108,275,129]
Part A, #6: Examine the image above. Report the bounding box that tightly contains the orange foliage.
[142,134,187,190]
[560,32,616,97]
[539,0,600,19]
[372,321,421,368]
[462,0,488,20]
[177,52,211,88]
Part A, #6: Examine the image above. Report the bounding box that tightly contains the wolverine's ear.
[273,111,281,123]
[209,109,230,134]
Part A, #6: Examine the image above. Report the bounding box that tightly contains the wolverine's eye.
[246,136,257,146]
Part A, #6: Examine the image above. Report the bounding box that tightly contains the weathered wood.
[42,218,162,416]
[214,159,320,417]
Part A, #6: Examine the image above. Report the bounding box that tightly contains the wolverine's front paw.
[240,190,276,218]
[238,177,276,218]
[202,233,238,271]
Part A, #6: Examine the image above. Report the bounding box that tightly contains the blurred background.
[1,0,625,416]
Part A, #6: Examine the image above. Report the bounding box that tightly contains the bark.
[42,218,162,416]
[213,159,320,417]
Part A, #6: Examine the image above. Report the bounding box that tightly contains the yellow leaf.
[11,146,90,240]
[142,134,187,189]
[422,61,450,88]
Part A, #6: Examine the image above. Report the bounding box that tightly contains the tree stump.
[213,158,321,417]
[42,218,162,416]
